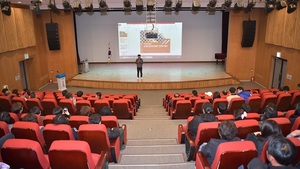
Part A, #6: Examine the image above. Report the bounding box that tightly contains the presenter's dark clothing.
[135,58,143,78]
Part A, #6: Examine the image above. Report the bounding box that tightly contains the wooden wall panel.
[2,8,19,51]
[265,12,275,44]
[23,9,36,47]
[14,8,26,48]
[272,10,286,46]
[0,12,8,52]
[282,9,298,48]
[293,7,300,49]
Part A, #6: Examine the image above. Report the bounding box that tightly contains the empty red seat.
[235,119,260,139]
[276,93,292,112]
[27,98,44,113]
[259,94,277,113]
[112,99,134,119]
[42,99,58,115]
[247,96,262,113]
[0,96,12,112]
[0,121,10,138]
[69,115,89,129]
[170,100,192,119]
[290,92,300,109]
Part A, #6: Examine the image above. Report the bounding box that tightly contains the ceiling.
[8,0,267,11]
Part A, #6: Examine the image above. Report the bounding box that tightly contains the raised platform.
[67,63,240,90]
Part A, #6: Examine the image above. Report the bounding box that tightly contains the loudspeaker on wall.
[46,23,60,50]
[241,20,256,48]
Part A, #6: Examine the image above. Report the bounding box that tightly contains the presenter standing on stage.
[135,54,143,79]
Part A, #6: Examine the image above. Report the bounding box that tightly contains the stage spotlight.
[265,0,275,13]
[234,0,244,11]
[174,0,182,12]
[207,0,217,11]
[72,0,82,12]
[124,0,132,11]
[147,0,154,11]
[221,0,232,11]
[275,0,286,10]
[31,0,42,16]
[1,0,11,16]
[192,0,201,11]
[164,0,173,11]
[85,1,93,12]
[287,0,297,13]
[62,0,72,12]
[245,0,255,12]
[136,0,143,11]
[99,0,108,12]
[48,0,60,14]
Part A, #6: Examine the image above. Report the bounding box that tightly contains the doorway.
[271,56,287,89]
[19,60,30,90]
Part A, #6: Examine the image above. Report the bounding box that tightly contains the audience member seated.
[0,111,12,131]
[242,103,252,113]
[96,92,102,99]
[188,113,218,140]
[65,92,76,106]
[11,102,23,119]
[100,106,114,116]
[217,102,227,114]
[29,106,41,116]
[287,129,300,139]
[22,113,44,133]
[53,107,71,119]
[260,103,278,122]
[212,91,221,102]
[237,86,251,102]
[199,120,240,165]
[89,113,125,150]
[11,89,19,97]
[226,87,241,107]
[168,93,180,108]
[246,120,283,156]
[191,90,198,97]
[281,85,290,93]
[80,106,92,116]
[247,136,296,169]
[53,114,78,140]
[289,102,300,126]
[234,109,247,120]
[77,90,84,98]
[62,89,68,97]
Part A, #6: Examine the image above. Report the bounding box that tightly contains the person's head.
[24,89,30,96]
[192,90,198,97]
[0,111,10,124]
[241,103,251,113]
[5,90,11,96]
[29,106,41,115]
[267,136,296,166]
[229,87,236,94]
[29,92,36,98]
[294,102,300,115]
[137,54,141,58]
[213,91,221,100]
[236,86,244,94]
[11,102,23,114]
[12,89,19,96]
[22,113,38,123]
[174,93,180,98]
[62,90,68,96]
[65,92,72,99]
[218,120,238,140]
[217,102,227,114]
[52,114,69,125]
[88,113,101,124]
[202,113,218,122]
[262,103,278,120]
[202,102,213,114]
[100,106,113,116]
[80,106,92,116]
[76,91,83,97]
[233,109,247,120]
[2,88,8,94]
[261,120,282,138]
[52,107,63,115]
[222,90,228,96]
[96,92,102,99]
[281,86,290,92]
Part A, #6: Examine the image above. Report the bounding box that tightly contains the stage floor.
[73,63,230,83]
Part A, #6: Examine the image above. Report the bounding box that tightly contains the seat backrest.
[27,98,44,111]
[94,99,110,114]
[268,117,292,137]
[44,124,75,151]
[0,121,9,137]
[1,139,49,169]
[276,93,292,111]
[291,116,300,132]
[288,137,300,166]
[101,116,119,128]
[113,99,132,119]
[291,92,300,109]
[0,96,12,112]
[9,112,19,124]
[59,99,77,115]
[11,121,45,147]
[43,114,56,126]
[12,96,28,112]
[211,141,257,169]
[49,140,96,169]
[285,110,296,119]
[171,97,184,110]
[69,116,89,129]
[172,100,192,119]
[195,122,220,148]
[247,96,262,113]
[246,112,261,121]
[235,119,260,139]
[260,94,277,113]
[227,97,245,114]
[87,97,98,107]
[42,99,58,116]
[192,99,209,115]
[189,97,201,107]
[216,114,234,121]
[76,100,92,114]
[103,97,115,108]
[21,113,43,126]
[212,98,228,115]
[78,124,110,154]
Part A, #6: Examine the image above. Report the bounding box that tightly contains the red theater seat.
[101,115,127,145]
[268,117,292,137]
[192,99,210,115]
[0,96,12,112]
[170,100,192,119]
[247,96,262,113]
[235,119,260,139]
[177,116,194,144]
[69,115,89,129]
[42,98,58,116]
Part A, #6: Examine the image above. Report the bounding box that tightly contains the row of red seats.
[179,116,300,161]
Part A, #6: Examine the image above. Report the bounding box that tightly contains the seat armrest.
[96,151,108,169]
[121,124,127,145]
[196,152,211,169]
[177,124,186,144]
[109,137,120,163]
[185,132,196,161]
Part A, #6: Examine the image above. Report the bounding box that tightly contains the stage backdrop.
[75,11,222,62]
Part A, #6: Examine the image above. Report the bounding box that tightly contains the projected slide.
[118,22,182,59]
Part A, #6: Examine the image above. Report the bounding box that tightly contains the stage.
[68,63,240,90]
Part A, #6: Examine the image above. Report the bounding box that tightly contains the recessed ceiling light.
[18,1,21,3]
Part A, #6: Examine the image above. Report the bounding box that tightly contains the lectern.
[55,73,67,91]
